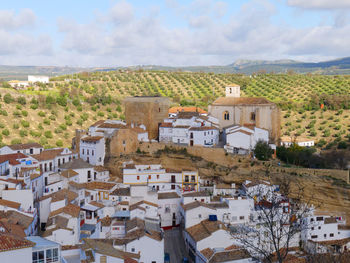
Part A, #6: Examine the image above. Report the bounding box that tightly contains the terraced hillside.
[0,71,349,148]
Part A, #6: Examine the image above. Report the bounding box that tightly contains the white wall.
[0,247,32,263]
[2,189,34,211]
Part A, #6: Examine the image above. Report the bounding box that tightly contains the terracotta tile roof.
[0,199,21,209]
[60,169,79,178]
[158,192,180,199]
[129,200,158,211]
[119,201,129,205]
[212,97,274,106]
[159,122,173,128]
[39,189,78,202]
[186,219,226,242]
[189,126,218,131]
[309,237,350,246]
[181,201,215,211]
[0,153,28,164]
[32,148,64,161]
[98,123,126,129]
[0,211,34,229]
[200,248,214,259]
[100,216,112,227]
[30,173,41,180]
[82,239,140,260]
[94,166,109,172]
[69,181,116,191]
[0,232,35,252]
[91,120,106,127]
[227,129,253,136]
[111,188,130,196]
[81,136,104,142]
[174,125,190,129]
[89,201,105,208]
[9,143,42,151]
[208,249,251,262]
[183,191,210,197]
[169,106,207,114]
[124,258,138,263]
[49,203,80,218]
[0,221,26,238]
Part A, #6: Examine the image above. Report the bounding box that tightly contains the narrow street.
[164,227,188,263]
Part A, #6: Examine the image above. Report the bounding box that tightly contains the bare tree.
[231,178,313,263]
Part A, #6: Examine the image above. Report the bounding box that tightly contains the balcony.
[0,169,10,176]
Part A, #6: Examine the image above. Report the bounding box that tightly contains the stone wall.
[109,129,139,157]
[124,97,170,139]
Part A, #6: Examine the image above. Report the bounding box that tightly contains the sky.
[1,0,350,67]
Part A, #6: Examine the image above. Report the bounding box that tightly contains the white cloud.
[0,9,36,30]
[287,0,350,10]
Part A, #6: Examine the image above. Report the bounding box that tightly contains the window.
[148,175,151,180]
[30,149,33,154]
[311,235,318,239]
[87,149,89,155]
[204,132,206,136]
[157,174,159,179]
[82,149,85,155]
[223,111,230,120]
[250,112,256,121]
[198,214,202,218]
[132,248,135,252]
[32,250,44,263]
[324,234,327,238]
[318,226,321,230]
[240,216,245,220]
[311,227,314,230]
[92,150,94,156]
[137,176,140,180]
[316,216,324,221]
[330,233,334,237]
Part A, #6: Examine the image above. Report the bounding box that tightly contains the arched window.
[223,111,230,120]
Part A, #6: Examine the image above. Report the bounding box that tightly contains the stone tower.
[124,96,170,140]
[225,84,240,98]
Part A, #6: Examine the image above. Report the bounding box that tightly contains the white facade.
[28,75,49,83]
[225,84,241,98]
[80,136,105,166]
[0,246,32,263]
[281,137,315,147]
[225,126,269,154]
[158,192,182,228]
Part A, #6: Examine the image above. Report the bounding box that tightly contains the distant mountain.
[1,57,350,79]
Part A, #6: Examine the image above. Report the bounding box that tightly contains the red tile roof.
[0,199,21,210]
[0,153,28,165]
[0,233,35,252]
[169,106,207,114]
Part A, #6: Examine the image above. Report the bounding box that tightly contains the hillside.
[0,71,349,149]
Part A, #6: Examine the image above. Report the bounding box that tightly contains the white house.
[27,236,62,263]
[280,136,315,147]
[159,112,220,147]
[123,163,200,192]
[0,232,35,263]
[0,143,43,156]
[302,215,350,254]
[184,219,235,262]
[80,136,105,166]
[197,246,253,263]
[158,191,182,229]
[224,126,269,154]
[28,75,49,83]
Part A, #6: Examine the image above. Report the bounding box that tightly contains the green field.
[0,71,349,149]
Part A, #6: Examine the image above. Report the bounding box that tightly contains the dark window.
[87,170,91,178]
[311,235,318,239]
[30,149,33,154]
[250,112,256,121]
[330,233,334,237]
[316,217,324,221]
[223,111,230,120]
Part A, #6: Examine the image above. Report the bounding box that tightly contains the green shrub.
[17,96,26,105]
[76,119,83,126]
[59,124,67,130]
[2,129,10,136]
[81,113,88,121]
[43,119,51,125]
[19,130,28,137]
[4,93,13,104]
[38,111,46,117]
[0,123,4,129]
[11,138,22,145]
[44,131,53,138]
[66,119,72,126]
[38,123,44,130]
[30,130,41,137]
[12,123,19,129]
[13,110,21,117]
[16,105,22,110]
[72,98,80,106]
[98,111,104,117]
[30,104,38,110]
[21,120,30,128]
[77,105,83,111]
[56,140,63,147]
[21,110,28,117]
[39,137,48,145]
[49,115,56,121]
[337,141,348,149]
[54,128,62,134]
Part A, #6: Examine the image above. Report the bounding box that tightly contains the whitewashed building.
[80,136,105,166]
[224,125,269,154]
[28,75,49,83]
[280,136,315,147]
